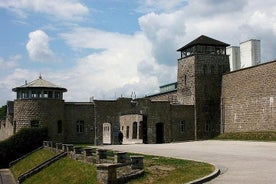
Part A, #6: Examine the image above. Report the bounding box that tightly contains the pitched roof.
[12,75,67,92]
[177,35,230,51]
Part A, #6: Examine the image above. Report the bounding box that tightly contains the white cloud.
[0,55,21,70]
[1,0,276,106]
[59,27,176,101]
[0,0,89,21]
[26,30,56,62]
[136,0,187,13]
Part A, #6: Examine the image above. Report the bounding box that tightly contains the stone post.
[97,149,107,159]
[83,148,93,156]
[62,144,67,152]
[66,144,74,152]
[114,152,128,163]
[130,156,144,170]
[56,143,63,150]
[73,147,82,160]
[47,141,53,148]
[96,163,118,184]
[43,141,48,147]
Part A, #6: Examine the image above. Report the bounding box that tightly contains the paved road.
[101,140,276,183]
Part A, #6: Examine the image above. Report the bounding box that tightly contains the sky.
[0,0,276,106]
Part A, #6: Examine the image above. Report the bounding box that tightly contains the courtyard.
[101,140,276,183]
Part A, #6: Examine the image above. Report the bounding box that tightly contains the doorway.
[103,123,111,144]
[156,122,164,143]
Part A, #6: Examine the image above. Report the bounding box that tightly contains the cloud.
[0,55,21,70]
[59,27,178,101]
[0,0,89,21]
[136,0,188,13]
[26,30,56,62]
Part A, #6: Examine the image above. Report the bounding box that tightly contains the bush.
[0,127,48,168]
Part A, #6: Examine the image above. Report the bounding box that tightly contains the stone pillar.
[62,144,67,152]
[47,141,53,148]
[66,144,74,152]
[97,149,107,159]
[83,148,93,156]
[43,141,48,147]
[130,156,144,170]
[56,143,63,150]
[74,147,82,154]
[114,152,128,163]
[73,147,83,160]
[96,163,118,184]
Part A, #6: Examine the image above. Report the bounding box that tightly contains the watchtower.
[177,35,230,139]
[12,75,67,141]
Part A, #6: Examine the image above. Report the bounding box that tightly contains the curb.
[186,166,220,184]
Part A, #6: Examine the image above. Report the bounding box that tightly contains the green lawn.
[129,155,214,184]
[10,148,57,179]
[23,157,97,184]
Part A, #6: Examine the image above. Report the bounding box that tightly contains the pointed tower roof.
[177,35,230,51]
[12,75,67,92]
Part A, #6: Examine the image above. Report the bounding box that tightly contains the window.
[48,91,53,98]
[76,120,84,133]
[180,120,186,133]
[31,120,39,127]
[183,75,187,86]
[57,120,62,134]
[133,122,138,139]
[55,91,61,99]
[126,126,130,139]
[205,120,211,132]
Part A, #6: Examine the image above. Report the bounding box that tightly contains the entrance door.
[142,116,148,144]
[103,123,111,144]
[156,122,164,143]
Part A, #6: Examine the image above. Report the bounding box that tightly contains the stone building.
[1,35,275,144]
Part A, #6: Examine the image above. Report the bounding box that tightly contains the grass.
[10,148,57,179]
[214,131,276,141]
[11,148,215,184]
[129,155,214,184]
[23,157,96,184]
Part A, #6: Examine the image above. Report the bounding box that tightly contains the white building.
[226,46,240,71]
[227,39,261,71]
[240,39,261,68]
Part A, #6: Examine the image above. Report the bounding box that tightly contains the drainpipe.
[94,101,97,146]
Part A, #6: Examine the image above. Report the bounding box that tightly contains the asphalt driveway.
[101,140,276,183]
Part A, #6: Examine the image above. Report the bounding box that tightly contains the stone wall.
[221,60,276,132]
[0,115,14,141]
[170,105,195,141]
[13,99,65,142]
[149,91,178,104]
[64,102,95,143]
[94,98,194,144]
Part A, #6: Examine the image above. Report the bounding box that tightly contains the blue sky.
[0,0,276,106]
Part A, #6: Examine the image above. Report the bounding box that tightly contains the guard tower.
[177,35,230,139]
[12,75,67,141]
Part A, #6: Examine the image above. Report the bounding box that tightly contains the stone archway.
[119,114,143,144]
